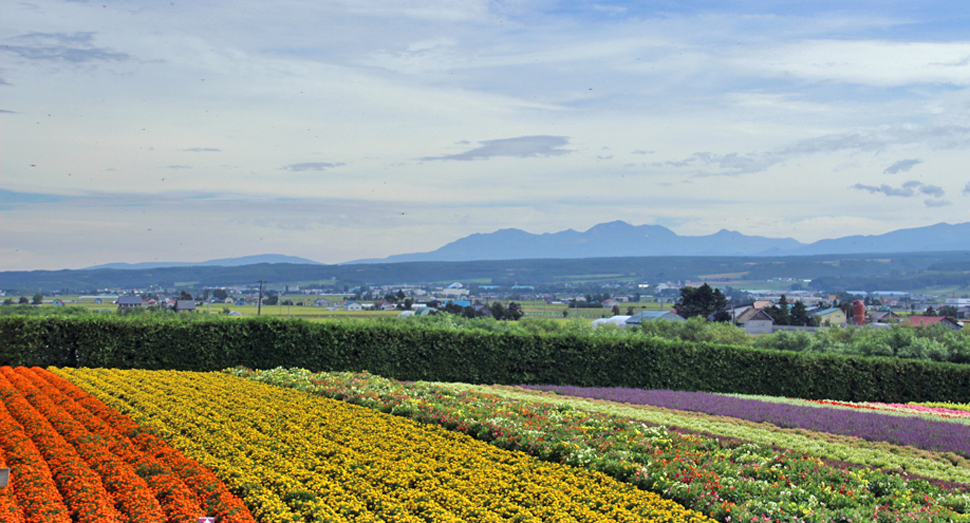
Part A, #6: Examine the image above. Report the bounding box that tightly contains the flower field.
[226,367,970,523]
[51,367,713,523]
[519,385,970,455]
[0,366,254,523]
[7,363,970,523]
[912,402,970,414]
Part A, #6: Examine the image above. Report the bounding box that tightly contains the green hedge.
[2,315,968,403]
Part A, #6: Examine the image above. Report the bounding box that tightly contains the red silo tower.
[852,299,866,325]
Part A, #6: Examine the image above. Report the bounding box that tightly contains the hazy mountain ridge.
[351,221,970,263]
[76,221,970,270]
[85,254,322,270]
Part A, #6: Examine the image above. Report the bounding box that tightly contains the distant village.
[9,276,967,331]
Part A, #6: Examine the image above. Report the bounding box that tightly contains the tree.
[263,295,279,306]
[506,302,524,321]
[19,296,29,304]
[32,293,43,305]
[771,295,792,326]
[626,306,635,316]
[790,300,810,326]
[178,290,193,301]
[213,288,228,300]
[940,305,958,317]
[611,304,621,316]
[925,306,937,316]
[490,302,506,320]
[2,298,12,305]
[675,284,728,320]
[396,289,407,301]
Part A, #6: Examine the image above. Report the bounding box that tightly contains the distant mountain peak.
[348,221,970,264]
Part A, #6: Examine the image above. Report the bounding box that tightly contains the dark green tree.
[506,302,524,320]
[675,284,728,320]
[611,304,621,316]
[19,296,29,304]
[32,293,43,305]
[775,295,792,325]
[790,300,810,326]
[213,288,228,300]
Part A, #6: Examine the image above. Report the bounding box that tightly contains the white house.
[735,309,774,334]
[344,302,363,312]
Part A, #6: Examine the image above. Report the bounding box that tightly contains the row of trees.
[674,284,816,326]
[2,294,44,306]
[437,301,524,321]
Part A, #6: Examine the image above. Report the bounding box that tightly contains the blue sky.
[2,0,969,270]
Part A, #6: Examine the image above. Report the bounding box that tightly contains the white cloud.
[419,135,573,161]
[282,162,346,172]
[734,40,970,86]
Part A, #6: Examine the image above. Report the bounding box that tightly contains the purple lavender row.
[522,385,970,457]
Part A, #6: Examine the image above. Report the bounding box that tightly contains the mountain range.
[351,221,970,263]
[84,254,322,270]
[81,221,970,270]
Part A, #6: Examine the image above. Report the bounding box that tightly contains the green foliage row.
[2,315,969,402]
[406,313,970,364]
[752,324,970,364]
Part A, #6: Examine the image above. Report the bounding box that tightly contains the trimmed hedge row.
[2,315,968,403]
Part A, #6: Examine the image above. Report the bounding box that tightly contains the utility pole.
[258,280,266,316]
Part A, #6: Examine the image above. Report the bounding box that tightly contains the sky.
[2,0,969,271]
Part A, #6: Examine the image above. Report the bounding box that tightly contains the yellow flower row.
[53,368,713,523]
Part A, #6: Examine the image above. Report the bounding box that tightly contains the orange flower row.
[2,367,162,522]
[0,366,255,523]
[0,370,121,523]
[29,368,203,523]
[34,367,255,523]
[0,399,57,523]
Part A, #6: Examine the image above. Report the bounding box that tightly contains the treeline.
[809,271,970,292]
[633,316,970,365]
[3,251,968,292]
[1,315,968,403]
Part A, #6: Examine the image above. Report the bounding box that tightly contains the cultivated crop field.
[2,364,969,523]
